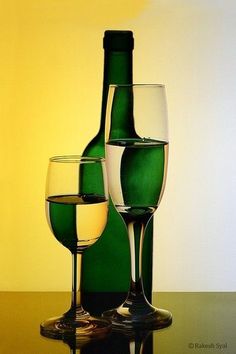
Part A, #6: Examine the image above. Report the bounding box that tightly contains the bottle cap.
[103,30,134,51]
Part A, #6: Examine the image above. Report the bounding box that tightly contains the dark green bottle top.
[103,30,134,51]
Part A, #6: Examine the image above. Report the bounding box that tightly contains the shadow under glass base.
[40,311,111,340]
[102,298,172,330]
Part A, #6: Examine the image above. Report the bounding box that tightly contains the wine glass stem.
[126,219,148,298]
[71,252,83,311]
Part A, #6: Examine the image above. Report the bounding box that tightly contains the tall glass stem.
[123,216,150,304]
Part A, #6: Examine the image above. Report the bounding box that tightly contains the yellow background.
[1,0,236,291]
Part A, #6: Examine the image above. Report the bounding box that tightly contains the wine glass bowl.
[103,84,172,329]
[41,155,111,339]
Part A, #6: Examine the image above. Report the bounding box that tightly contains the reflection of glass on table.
[0,292,234,353]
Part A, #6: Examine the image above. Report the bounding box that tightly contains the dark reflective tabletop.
[0,292,235,353]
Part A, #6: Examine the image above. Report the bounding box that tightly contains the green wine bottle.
[81,31,153,311]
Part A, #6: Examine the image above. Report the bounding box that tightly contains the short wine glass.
[40,155,111,339]
[103,84,172,330]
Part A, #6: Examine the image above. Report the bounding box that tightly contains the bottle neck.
[99,50,133,133]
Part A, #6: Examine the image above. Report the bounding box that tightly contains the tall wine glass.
[103,84,172,329]
[40,155,111,339]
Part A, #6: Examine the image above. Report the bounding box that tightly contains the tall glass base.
[103,292,172,330]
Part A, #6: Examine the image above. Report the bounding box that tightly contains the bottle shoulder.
[83,132,105,158]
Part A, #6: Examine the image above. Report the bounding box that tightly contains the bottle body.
[81,31,153,310]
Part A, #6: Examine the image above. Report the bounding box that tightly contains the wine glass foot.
[40,314,111,340]
[102,304,172,331]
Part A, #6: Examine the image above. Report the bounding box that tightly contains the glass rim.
[109,83,165,89]
[49,155,105,163]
